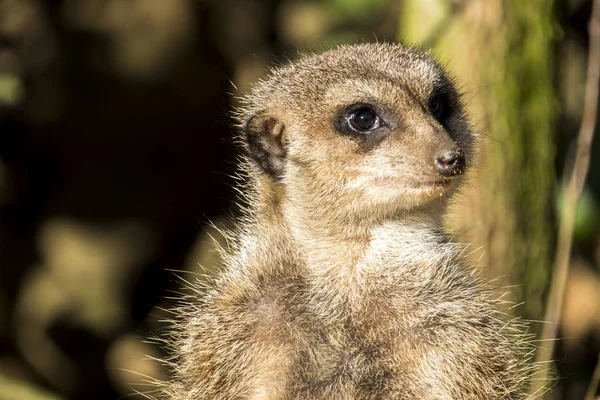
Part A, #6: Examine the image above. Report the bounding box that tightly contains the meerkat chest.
[278,265,512,400]
[227,245,519,399]
[288,314,406,399]
[205,262,520,400]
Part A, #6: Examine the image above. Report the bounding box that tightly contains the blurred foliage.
[326,0,391,18]
[0,74,24,106]
[0,0,599,399]
[0,373,63,400]
[558,187,600,244]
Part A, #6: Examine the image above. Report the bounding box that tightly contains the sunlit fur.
[158,43,537,399]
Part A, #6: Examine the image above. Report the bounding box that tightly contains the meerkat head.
[238,43,474,222]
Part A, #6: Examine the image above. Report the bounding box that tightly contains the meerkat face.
[240,43,474,219]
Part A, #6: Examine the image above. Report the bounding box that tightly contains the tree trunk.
[399,0,557,326]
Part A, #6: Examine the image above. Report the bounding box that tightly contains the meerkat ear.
[244,114,287,180]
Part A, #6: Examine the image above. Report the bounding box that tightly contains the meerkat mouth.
[423,179,452,188]
[408,179,454,197]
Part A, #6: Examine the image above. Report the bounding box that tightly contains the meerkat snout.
[435,146,466,177]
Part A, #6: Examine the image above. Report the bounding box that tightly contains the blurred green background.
[0,0,599,399]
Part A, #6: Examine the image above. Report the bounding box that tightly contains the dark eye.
[349,108,380,132]
[429,94,450,123]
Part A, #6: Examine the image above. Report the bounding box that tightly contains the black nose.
[435,149,465,177]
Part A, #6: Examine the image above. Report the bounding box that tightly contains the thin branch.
[532,0,600,394]
[585,353,600,400]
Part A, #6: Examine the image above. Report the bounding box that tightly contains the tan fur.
[159,43,536,399]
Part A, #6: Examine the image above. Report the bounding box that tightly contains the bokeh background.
[0,0,599,399]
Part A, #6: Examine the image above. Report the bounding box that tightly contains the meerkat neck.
[296,207,455,317]
[285,203,450,268]
[254,180,457,317]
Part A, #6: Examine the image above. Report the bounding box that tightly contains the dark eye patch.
[428,76,460,126]
[428,92,452,124]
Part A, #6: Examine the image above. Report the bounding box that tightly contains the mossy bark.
[399,0,557,324]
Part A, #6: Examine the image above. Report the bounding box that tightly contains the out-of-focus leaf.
[557,187,600,243]
[327,0,389,19]
[0,373,63,400]
[0,74,24,106]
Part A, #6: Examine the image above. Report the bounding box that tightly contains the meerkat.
[160,43,535,400]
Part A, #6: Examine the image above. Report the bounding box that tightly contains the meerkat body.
[163,43,533,399]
